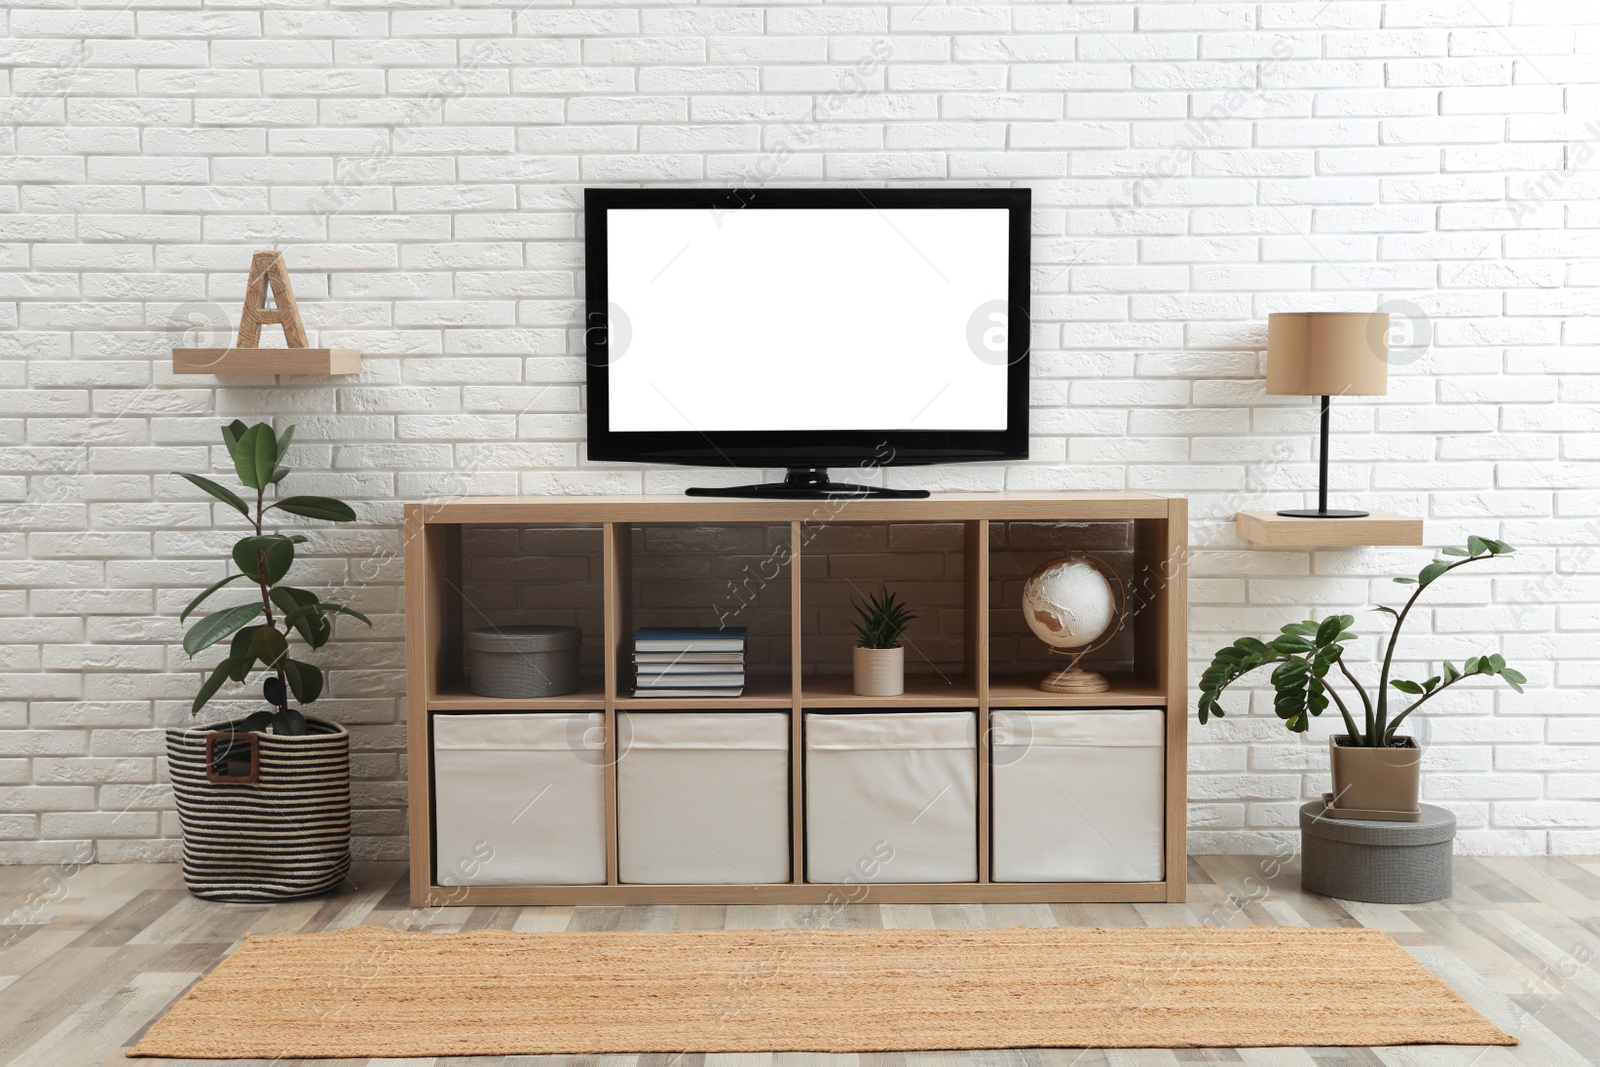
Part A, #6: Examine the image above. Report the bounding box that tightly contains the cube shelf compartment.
[405,492,1188,906]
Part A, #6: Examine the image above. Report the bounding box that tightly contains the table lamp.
[1267,311,1389,519]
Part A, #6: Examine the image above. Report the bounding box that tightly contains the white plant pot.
[853,645,905,696]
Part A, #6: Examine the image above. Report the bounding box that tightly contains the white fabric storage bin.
[432,712,606,886]
[991,708,1165,883]
[617,712,790,884]
[805,711,977,884]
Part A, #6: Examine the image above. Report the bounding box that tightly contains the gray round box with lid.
[466,624,582,698]
[1299,801,1455,904]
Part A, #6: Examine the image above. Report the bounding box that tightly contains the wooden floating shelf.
[171,348,362,376]
[1236,510,1424,547]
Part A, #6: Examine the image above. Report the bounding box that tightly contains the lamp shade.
[1266,312,1389,397]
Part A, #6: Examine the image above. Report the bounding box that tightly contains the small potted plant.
[851,586,918,697]
[166,420,370,901]
[1196,536,1524,817]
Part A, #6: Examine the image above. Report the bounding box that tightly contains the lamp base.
[1277,508,1370,519]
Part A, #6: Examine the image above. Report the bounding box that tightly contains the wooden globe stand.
[1040,655,1113,694]
[1031,551,1126,695]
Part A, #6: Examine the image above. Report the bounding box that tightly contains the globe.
[1022,556,1118,650]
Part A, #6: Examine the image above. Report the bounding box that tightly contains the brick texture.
[2,0,1598,862]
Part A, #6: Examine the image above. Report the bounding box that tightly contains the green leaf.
[1270,655,1322,733]
[1501,667,1526,685]
[221,419,250,458]
[1441,547,1468,557]
[251,625,289,668]
[1467,535,1488,557]
[1390,679,1425,694]
[278,604,328,646]
[1485,538,1514,555]
[1315,617,1343,645]
[1418,561,1450,587]
[276,424,295,463]
[852,586,917,649]
[232,423,278,491]
[232,535,295,587]
[319,603,372,627]
[1488,653,1506,672]
[1443,660,1461,684]
[271,586,330,648]
[269,496,357,522]
[180,572,248,623]
[1423,675,1440,692]
[1394,576,1417,584]
[183,602,263,656]
[1464,656,1481,675]
[238,709,275,734]
[192,658,240,716]
[284,659,324,705]
[1374,605,1400,618]
[269,466,291,486]
[175,473,249,517]
[227,626,259,680]
[271,707,308,736]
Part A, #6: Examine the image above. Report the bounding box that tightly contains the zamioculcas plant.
[175,420,370,736]
[851,586,918,649]
[1196,536,1525,747]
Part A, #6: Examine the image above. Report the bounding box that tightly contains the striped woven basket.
[166,717,351,902]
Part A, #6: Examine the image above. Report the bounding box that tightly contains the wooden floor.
[2,856,1597,1067]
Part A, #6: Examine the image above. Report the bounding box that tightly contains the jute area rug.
[129,925,1514,1058]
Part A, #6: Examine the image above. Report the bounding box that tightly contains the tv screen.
[585,188,1030,497]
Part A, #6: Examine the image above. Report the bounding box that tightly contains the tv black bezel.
[584,186,1031,469]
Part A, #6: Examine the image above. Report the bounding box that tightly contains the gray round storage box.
[467,625,581,698]
[1299,801,1455,904]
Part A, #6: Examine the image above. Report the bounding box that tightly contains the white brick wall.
[2,0,1598,863]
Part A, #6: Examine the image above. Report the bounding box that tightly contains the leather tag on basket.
[206,732,260,784]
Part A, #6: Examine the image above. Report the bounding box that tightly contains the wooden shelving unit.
[1236,510,1423,547]
[405,492,1188,906]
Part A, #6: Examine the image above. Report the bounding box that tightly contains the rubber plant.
[851,586,918,649]
[1196,536,1525,747]
[175,420,370,736]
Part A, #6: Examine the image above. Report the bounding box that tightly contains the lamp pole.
[1278,393,1368,519]
[1317,393,1330,515]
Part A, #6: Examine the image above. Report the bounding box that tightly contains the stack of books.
[633,626,747,698]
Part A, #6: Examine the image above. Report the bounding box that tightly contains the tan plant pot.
[1329,735,1421,814]
[853,646,905,697]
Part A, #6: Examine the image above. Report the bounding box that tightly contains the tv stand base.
[685,467,930,500]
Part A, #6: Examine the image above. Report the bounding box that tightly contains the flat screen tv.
[585,187,1030,498]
